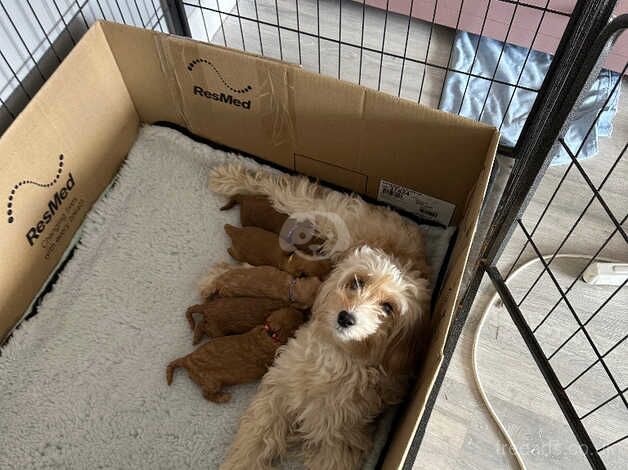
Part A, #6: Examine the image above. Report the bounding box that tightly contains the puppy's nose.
[337,310,355,328]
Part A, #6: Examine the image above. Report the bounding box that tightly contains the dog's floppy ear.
[380,312,430,404]
[383,267,431,379]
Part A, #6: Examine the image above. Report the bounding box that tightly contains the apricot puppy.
[224,224,331,278]
[185,297,290,345]
[221,194,288,234]
[167,307,305,403]
[202,265,321,308]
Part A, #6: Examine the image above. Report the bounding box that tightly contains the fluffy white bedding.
[0,125,453,469]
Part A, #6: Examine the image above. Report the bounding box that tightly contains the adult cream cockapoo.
[203,163,432,470]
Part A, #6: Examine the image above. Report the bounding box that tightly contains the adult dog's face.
[312,246,430,366]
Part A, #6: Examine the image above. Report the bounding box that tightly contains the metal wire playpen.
[1,0,626,468]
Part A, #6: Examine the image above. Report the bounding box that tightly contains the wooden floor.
[196,1,628,467]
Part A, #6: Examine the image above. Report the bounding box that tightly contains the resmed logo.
[6,154,65,224]
[25,172,75,246]
[5,153,78,247]
[188,58,252,110]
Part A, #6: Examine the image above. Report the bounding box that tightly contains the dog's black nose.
[337,310,355,328]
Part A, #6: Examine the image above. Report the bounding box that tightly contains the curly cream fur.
[206,164,431,470]
[208,163,430,276]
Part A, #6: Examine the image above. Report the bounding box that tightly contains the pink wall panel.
[359,0,627,73]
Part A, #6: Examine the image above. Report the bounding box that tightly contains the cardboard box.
[0,22,498,468]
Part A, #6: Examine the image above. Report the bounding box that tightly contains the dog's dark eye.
[381,302,394,315]
[349,277,364,290]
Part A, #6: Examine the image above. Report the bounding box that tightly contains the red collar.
[264,323,281,344]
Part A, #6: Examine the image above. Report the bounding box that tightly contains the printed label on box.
[377,180,455,226]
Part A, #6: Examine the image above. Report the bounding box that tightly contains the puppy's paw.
[204,390,232,403]
[202,320,224,340]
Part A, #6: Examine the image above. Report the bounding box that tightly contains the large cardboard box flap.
[100,22,497,223]
[0,24,138,336]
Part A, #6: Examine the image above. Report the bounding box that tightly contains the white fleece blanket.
[0,125,453,469]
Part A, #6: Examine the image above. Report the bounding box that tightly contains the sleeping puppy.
[224,224,332,279]
[200,264,321,309]
[221,194,288,234]
[206,164,431,470]
[167,307,305,403]
[185,297,289,344]
[221,195,327,258]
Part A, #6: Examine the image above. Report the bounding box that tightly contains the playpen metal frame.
[1,1,625,468]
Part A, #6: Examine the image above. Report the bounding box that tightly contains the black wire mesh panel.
[493,131,627,466]
[0,0,166,135]
[179,0,580,155]
[482,12,627,469]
